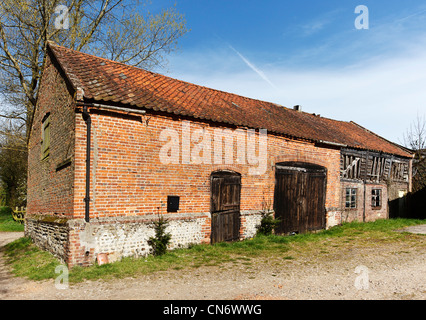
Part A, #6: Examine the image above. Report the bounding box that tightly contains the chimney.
[293,105,302,111]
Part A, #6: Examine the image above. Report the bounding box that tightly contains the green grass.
[0,206,25,232]
[2,218,425,283]
[3,237,59,280]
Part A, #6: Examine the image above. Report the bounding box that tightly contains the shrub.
[256,210,281,236]
[147,215,172,256]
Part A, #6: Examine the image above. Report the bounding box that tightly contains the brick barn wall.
[365,184,388,222]
[26,54,76,259]
[27,54,76,218]
[64,110,343,266]
[72,111,342,220]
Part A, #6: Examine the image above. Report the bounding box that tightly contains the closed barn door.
[274,162,327,234]
[211,171,241,244]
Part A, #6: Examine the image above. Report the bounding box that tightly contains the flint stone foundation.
[26,211,262,267]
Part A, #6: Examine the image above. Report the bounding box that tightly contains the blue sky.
[146,1,426,144]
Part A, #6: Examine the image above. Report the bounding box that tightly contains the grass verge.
[2,218,425,284]
[0,206,25,232]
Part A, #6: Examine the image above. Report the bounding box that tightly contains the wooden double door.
[210,171,241,244]
[274,162,327,235]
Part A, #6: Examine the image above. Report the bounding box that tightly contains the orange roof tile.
[47,42,412,158]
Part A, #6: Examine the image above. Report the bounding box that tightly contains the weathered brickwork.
[340,181,390,223]
[64,110,343,266]
[27,54,76,218]
[28,98,344,266]
[72,111,342,218]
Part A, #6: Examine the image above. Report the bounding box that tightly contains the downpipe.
[82,106,91,223]
[78,101,146,223]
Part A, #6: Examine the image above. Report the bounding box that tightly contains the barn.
[26,42,413,267]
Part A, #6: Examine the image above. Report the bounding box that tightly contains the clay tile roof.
[47,42,412,158]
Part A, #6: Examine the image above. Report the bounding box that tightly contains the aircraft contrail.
[228,45,277,89]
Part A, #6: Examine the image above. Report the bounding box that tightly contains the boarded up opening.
[210,171,241,244]
[274,162,327,234]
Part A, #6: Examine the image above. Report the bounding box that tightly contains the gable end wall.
[26,53,77,262]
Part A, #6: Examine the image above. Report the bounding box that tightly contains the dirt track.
[1,229,425,300]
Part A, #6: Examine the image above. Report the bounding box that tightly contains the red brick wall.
[64,110,344,266]
[71,110,342,221]
[27,53,76,218]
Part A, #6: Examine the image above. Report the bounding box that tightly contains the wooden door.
[274,162,326,234]
[211,171,241,244]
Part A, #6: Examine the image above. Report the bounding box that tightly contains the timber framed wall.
[340,148,411,222]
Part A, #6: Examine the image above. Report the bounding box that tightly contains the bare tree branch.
[403,113,426,192]
[0,0,187,142]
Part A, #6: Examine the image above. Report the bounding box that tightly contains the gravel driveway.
[0,227,425,300]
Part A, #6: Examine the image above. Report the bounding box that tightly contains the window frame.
[371,189,382,208]
[345,188,357,209]
[41,113,51,160]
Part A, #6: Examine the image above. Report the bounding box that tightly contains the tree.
[0,0,188,140]
[0,0,187,206]
[402,113,426,192]
[0,121,27,207]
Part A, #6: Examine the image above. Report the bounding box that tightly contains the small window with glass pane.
[345,188,357,208]
[372,189,382,208]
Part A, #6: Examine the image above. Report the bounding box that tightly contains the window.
[345,188,357,208]
[371,189,382,208]
[41,113,50,160]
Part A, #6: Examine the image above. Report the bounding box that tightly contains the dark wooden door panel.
[211,172,241,244]
[274,163,326,235]
[306,173,326,232]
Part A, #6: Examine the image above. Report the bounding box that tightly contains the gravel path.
[0,232,26,298]
[0,227,425,300]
